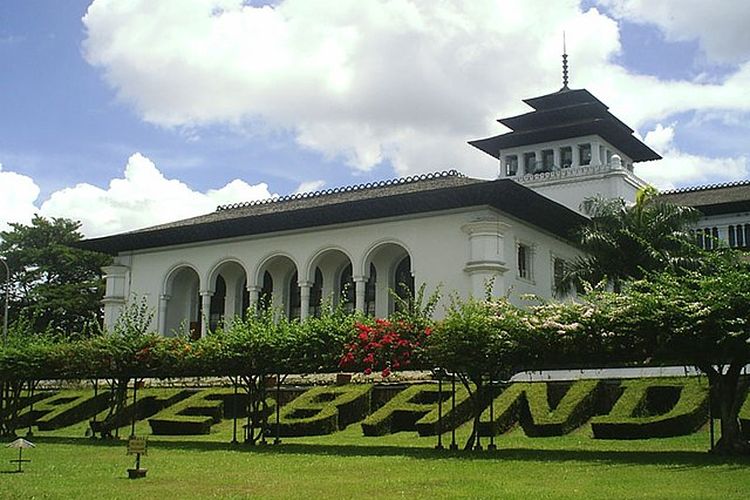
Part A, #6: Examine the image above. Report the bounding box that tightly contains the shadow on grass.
[26,435,750,468]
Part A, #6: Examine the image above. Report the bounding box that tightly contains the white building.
[660,181,750,251]
[82,83,662,337]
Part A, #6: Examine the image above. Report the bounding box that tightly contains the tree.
[563,186,702,293]
[0,215,111,336]
[616,253,750,455]
[429,294,530,450]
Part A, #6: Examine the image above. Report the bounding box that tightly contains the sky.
[1,0,749,238]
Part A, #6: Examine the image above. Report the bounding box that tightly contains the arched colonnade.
[159,242,414,337]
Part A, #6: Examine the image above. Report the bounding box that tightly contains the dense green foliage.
[0,215,111,336]
[591,378,709,439]
[563,186,701,293]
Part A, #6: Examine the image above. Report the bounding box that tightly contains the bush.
[362,384,467,436]
[27,390,110,431]
[591,377,708,439]
[274,385,372,436]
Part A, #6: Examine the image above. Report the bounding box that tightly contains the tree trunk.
[710,365,750,455]
[462,377,484,451]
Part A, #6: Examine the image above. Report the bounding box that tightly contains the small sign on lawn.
[127,437,147,456]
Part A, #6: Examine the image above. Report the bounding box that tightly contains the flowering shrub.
[338,318,431,377]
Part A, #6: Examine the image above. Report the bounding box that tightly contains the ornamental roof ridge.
[660,178,750,195]
[215,169,466,212]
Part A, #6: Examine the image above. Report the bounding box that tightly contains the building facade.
[82,84,663,337]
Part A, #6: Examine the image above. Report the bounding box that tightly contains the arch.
[304,247,354,310]
[360,240,413,317]
[253,252,300,287]
[254,253,299,318]
[162,264,201,338]
[359,238,413,277]
[205,259,248,331]
[303,246,354,283]
[163,261,201,296]
[205,257,250,292]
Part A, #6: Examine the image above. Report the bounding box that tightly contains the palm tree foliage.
[562,186,703,293]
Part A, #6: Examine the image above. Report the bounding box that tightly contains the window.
[606,149,613,163]
[541,149,554,171]
[517,243,532,280]
[578,144,591,166]
[365,263,376,316]
[394,256,414,313]
[504,155,518,176]
[729,225,736,247]
[552,257,566,297]
[339,264,355,312]
[523,152,537,174]
[560,147,572,168]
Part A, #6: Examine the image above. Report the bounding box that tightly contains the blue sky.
[1,0,749,237]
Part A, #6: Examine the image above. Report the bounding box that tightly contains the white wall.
[104,205,583,333]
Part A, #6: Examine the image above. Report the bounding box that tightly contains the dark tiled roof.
[78,172,587,255]
[470,88,661,163]
[660,180,750,215]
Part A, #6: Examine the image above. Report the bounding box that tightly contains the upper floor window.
[552,257,566,297]
[560,147,572,168]
[578,144,591,166]
[524,152,537,174]
[517,243,533,281]
[504,155,518,176]
[541,149,554,171]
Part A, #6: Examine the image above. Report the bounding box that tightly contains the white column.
[590,141,601,166]
[299,281,312,320]
[375,276,389,318]
[553,148,561,170]
[461,220,510,297]
[353,275,367,313]
[158,294,170,335]
[247,285,261,312]
[200,290,213,338]
[572,145,580,167]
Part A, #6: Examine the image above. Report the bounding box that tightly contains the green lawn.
[2,419,748,499]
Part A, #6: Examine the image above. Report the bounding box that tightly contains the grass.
[2,416,748,499]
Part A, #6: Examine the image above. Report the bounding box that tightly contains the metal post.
[231,379,238,445]
[474,376,483,451]
[709,379,715,451]
[488,373,496,451]
[274,373,281,445]
[450,373,458,450]
[130,379,138,438]
[26,380,34,437]
[1,257,9,346]
[435,368,443,450]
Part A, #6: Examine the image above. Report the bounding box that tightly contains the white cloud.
[0,163,40,233]
[598,0,750,64]
[30,153,275,238]
[293,180,326,195]
[635,123,749,190]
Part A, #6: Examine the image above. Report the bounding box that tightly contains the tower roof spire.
[561,32,569,91]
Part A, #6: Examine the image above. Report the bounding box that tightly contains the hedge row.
[590,377,709,439]
[275,385,372,436]
[13,378,728,438]
[361,384,471,436]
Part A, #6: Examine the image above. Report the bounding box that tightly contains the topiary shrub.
[274,384,372,436]
[591,377,708,439]
[478,380,601,437]
[414,384,472,436]
[90,388,191,436]
[738,389,750,440]
[478,383,526,437]
[29,390,111,431]
[148,387,270,435]
[362,384,469,436]
[522,379,601,436]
